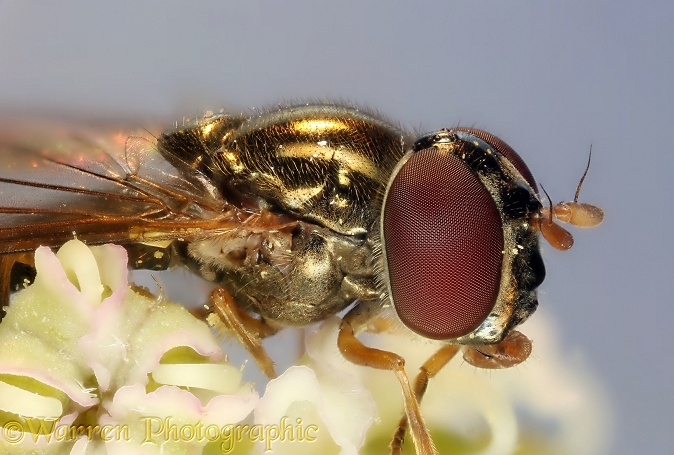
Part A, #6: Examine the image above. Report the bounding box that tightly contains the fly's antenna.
[574,144,592,203]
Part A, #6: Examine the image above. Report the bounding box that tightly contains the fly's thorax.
[211,105,410,236]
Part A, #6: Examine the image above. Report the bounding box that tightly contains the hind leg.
[207,287,280,378]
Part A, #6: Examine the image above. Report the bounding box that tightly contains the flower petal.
[0,381,62,418]
[0,243,103,408]
[101,383,258,453]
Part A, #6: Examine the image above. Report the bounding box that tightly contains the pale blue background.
[0,1,671,453]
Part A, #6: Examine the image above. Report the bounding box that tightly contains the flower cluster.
[0,241,257,454]
[0,240,611,454]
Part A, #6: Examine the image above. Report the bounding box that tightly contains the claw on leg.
[207,287,278,378]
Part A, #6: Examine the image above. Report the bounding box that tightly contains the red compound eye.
[450,127,537,190]
[383,147,504,339]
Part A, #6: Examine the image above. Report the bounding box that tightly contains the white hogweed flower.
[0,239,611,455]
[0,240,257,454]
[254,317,377,455]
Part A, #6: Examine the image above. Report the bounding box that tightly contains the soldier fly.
[0,104,603,455]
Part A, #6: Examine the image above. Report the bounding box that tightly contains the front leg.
[390,344,460,455]
[337,300,438,455]
[392,330,532,452]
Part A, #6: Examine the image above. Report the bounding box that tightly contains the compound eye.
[383,147,504,339]
[450,127,537,190]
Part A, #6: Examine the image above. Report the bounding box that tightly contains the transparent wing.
[0,117,238,254]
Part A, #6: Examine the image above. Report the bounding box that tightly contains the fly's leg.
[207,287,280,378]
[391,331,531,454]
[337,302,437,455]
[390,345,460,455]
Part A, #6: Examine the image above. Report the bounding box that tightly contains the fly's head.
[380,128,603,357]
